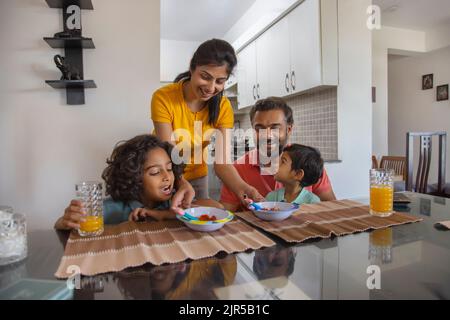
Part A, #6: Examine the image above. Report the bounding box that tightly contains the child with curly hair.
[55,134,222,230]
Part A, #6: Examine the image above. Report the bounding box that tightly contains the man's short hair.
[249,97,294,126]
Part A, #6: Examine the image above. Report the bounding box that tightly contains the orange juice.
[370,185,393,217]
[79,216,104,236]
[370,228,393,247]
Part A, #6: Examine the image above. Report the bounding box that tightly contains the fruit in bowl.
[176,207,234,232]
[249,202,299,221]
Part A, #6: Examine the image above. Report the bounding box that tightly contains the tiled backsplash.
[234,87,338,161]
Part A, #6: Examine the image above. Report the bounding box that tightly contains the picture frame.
[437,84,449,101]
[422,74,433,90]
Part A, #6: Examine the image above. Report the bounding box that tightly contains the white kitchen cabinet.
[236,42,257,109]
[255,29,271,101]
[236,0,338,107]
[288,0,338,94]
[288,0,322,94]
[236,32,272,109]
[265,17,291,97]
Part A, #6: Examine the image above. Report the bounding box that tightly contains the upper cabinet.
[236,0,338,108]
[236,41,257,109]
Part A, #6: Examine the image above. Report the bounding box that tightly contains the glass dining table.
[1,192,449,300]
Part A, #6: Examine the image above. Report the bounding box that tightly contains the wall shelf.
[45,80,97,89]
[44,0,95,105]
[45,0,93,10]
[44,37,95,49]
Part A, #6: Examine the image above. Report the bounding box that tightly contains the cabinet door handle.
[285,73,290,93]
[291,71,296,91]
[256,83,260,99]
[252,85,256,100]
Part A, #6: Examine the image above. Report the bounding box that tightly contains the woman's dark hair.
[283,144,323,187]
[250,97,294,126]
[101,134,184,203]
[174,39,237,126]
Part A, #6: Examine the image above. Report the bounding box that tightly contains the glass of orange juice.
[76,181,104,237]
[370,169,394,217]
[369,228,393,264]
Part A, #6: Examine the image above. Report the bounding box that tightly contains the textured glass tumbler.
[76,181,104,237]
[369,228,393,264]
[0,211,27,266]
[370,169,394,217]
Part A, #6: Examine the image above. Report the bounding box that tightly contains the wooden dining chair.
[380,156,406,181]
[372,156,378,169]
[405,132,448,196]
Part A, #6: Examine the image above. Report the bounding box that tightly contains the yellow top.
[151,82,234,181]
[166,256,237,299]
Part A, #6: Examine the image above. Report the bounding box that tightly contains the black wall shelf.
[45,0,93,10]
[44,0,95,105]
[46,80,97,89]
[44,37,95,49]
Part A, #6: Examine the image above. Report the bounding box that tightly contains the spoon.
[243,195,263,211]
[174,208,198,221]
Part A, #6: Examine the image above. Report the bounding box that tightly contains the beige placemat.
[236,199,423,243]
[55,219,275,278]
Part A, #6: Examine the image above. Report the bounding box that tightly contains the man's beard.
[257,137,287,174]
[257,137,286,159]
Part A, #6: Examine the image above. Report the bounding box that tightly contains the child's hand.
[129,208,176,222]
[55,199,86,230]
[129,208,157,222]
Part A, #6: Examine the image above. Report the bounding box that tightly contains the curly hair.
[101,135,184,202]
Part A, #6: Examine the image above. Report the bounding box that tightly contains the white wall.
[0,0,160,230]
[388,46,450,183]
[427,24,450,52]
[372,24,450,158]
[372,27,426,157]
[324,0,373,200]
[160,39,200,82]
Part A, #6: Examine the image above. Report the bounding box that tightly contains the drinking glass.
[0,209,27,266]
[75,181,104,237]
[370,169,394,217]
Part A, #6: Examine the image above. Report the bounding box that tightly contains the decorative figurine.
[53,54,81,80]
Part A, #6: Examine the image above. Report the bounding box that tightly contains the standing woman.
[151,39,237,201]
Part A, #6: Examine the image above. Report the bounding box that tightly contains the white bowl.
[176,207,234,232]
[250,202,299,221]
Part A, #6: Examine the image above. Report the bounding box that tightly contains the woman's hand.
[238,185,265,208]
[171,177,195,211]
[54,199,86,230]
